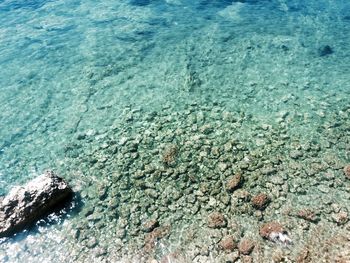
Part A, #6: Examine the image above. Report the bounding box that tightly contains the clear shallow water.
[0,0,349,262]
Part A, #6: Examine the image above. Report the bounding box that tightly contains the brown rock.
[219,235,236,252]
[259,222,284,240]
[297,209,318,223]
[238,239,255,255]
[226,173,243,192]
[251,193,270,210]
[343,165,350,179]
[259,222,292,245]
[208,212,227,228]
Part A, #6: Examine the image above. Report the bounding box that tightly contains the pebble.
[94,247,107,257]
[290,150,303,159]
[270,175,284,185]
[259,222,284,239]
[145,189,159,199]
[219,235,236,252]
[132,170,145,179]
[208,212,227,228]
[343,165,350,179]
[226,174,243,192]
[142,219,159,233]
[241,255,253,263]
[238,239,255,255]
[296,209,319,223]
[218,162,228,172]
[200,124,214,134]
[232,189,250,201]
[118,137,128,146]
[224,251,239,263]
[318,185,329,193]
[332,211,349,225]
[296,248,311,263]
[86,237,98,248]
[251,193,270,210]
[261,167,277,175]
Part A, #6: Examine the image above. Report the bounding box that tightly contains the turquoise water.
[0,0,349,262]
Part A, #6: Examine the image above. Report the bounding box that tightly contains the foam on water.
[0,0,349,262]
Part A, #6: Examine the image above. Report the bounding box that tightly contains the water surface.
[0,0,349,262]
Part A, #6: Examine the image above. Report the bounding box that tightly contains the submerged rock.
[0,171,73,237]
[251,193,270,210]
[296,209,319,223]
[142,219,159,233]
[259,222,292,245]
[319,45,333,56]
[226,173,243,192]
[219,235,237,252]
[238,238,255,255]
[208,212,227,228]
[343,165,350,179]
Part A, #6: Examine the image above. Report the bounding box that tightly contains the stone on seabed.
[0,170,73,237]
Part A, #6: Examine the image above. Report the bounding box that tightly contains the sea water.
[0,0,349,262]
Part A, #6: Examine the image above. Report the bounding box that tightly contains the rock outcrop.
[0,171,73,237]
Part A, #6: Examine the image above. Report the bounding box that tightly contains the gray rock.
[0,171,73,237]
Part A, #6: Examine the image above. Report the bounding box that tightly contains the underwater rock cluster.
[1,101,349,263]
[52,101,349,263]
